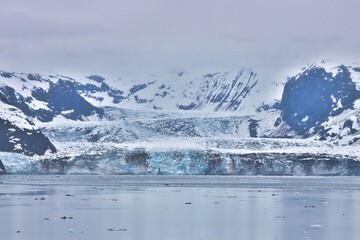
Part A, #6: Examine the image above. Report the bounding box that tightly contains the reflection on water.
[0,175,360,240]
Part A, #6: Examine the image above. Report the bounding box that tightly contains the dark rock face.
[281,66,360,135]
[0,85,54,122]
[129,83,150,95]
[0,71,13,78]
[0,118,56,156]
[48,80,103,120]
[33,80,104,121]
[248,119,259,137]
[87,75,105,83]
[0,159,6,174]
[178,103,197,110]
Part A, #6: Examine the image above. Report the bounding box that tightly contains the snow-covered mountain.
[110,69,268,113]
[277,62,360,143]
[1,61,360,174]
[0,100,56,156]
[0,68,271,121]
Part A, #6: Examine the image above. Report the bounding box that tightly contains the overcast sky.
[0,0,359,78]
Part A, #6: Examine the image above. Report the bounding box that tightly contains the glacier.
[2,109,359,175]
[1,61,360,175]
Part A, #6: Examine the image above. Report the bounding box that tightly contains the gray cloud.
[0,0,359,78]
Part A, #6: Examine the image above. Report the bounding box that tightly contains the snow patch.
[301,116,309,122]
[0,101,35,130]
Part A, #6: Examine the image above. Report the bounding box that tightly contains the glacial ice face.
[3,147,360,176]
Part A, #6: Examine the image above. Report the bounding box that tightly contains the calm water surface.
[0,175,360,240]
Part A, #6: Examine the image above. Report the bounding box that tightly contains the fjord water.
[1,175,360,240]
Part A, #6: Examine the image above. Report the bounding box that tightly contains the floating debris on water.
[107,228,127,232]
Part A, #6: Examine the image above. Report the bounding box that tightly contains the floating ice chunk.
[310,224,324,228]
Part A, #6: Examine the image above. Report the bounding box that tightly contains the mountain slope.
[0,71,104,122]
[0,100,56,156]
[110,69,264,113]
[0,69,267,122]
[277,62,360,144]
